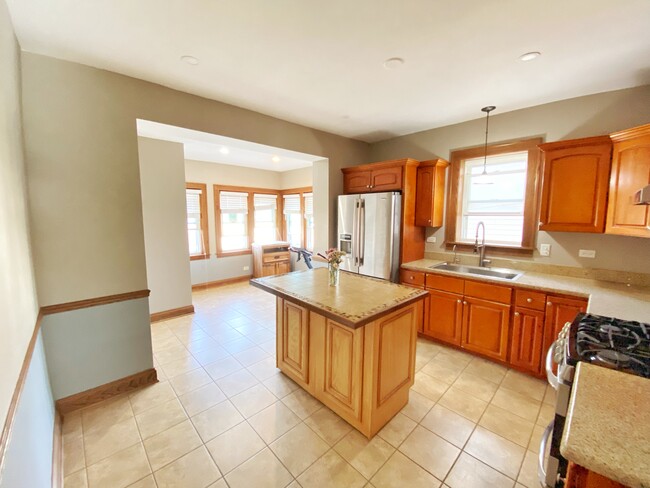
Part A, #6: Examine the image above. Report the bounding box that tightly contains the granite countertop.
[560,362,650,488]
[250,267,427,328]
[402,259,650,323]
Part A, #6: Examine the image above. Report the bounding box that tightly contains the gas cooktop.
[567,312,650,378]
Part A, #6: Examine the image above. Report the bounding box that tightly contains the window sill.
[190,254,209,261]
[445,242,534,257]
[216,250,252,258]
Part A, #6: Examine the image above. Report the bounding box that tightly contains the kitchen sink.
[429,262,523,281]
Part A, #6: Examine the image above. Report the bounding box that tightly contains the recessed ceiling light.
[383,57,405,70]
[219,147,229,154]
[181,55,199,65]
[519,51,541,62]
[272,156,281,163]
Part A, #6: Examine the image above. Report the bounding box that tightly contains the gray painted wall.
[42,298,153,399]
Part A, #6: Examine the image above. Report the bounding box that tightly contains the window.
[218,190,249,253]
[446,138,542,254]
[253,193,278,244]
[280,188,314,250]
[185,183,209,260]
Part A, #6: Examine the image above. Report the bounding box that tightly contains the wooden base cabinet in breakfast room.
[252,242,291,277]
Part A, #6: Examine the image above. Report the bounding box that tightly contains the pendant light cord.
[481,106,496,174]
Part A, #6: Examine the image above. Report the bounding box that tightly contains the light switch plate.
[579,249,596,258]
[243,265,250,271]
[539,244,551,256]
[426,236,437,243]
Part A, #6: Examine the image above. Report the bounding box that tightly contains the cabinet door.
[414,161,448,227]
[320,319,364,420]
[277,300,310,385]
[510,307,545,373]
[606,127,650,237]
[425,289,463,346]
[539,137,612,233]
[543,295,588,354]
[370,166,402,191]
[276,261,291,274]
[461,297,510,362]
[343,170,372,193]
[262,262,276,277]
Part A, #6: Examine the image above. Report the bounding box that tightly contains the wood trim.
[0,311,43,473]
[280,186,313,195]
[55,368,158,415]
[41,289,151,315]
[51,411,63,488]
[191,274,252,291]
[150,305,195,322]
[279,187,313,249]
[186,182,210,259]
[341,158,419,173]
[609,122,650,142]
[215,249,253,258]
[189,253,209,261]
[538,135,612,151]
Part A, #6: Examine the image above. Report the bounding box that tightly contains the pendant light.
[473,105,496,185]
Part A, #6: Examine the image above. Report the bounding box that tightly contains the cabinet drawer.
[400,269,425,287]
[515,289,547,311]
[425,273,464,294]
[263,252,290,263]
[464,280,512,304]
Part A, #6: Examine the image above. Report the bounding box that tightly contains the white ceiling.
[137,119,320,171]
[7,0,650,143]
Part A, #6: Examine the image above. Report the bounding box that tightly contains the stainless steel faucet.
[452,244,460,264]
[474,221,490,267]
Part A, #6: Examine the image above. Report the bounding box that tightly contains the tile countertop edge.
[560,362,650,488]
[401,259,650,323]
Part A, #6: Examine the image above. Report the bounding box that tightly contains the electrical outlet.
[539,244,551,257]
[579,249,596,258]
[243,265,250,271]
[426,236,437,243]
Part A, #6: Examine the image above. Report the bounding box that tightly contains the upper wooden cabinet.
[606,124,650,238]
[414,159,449,227]
[342,160,408,194]
[538,136,612,233]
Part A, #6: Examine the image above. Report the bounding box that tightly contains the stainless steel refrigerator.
[337,192,402,282]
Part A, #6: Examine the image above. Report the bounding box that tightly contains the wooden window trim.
[445,138,543,255]
[186,182,209,260]
[280,187,313,250]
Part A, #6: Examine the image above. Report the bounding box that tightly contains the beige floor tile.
[248,401,301,443]
[543,385,556,405]
[206,421,266,474]
[225,448,293,488]
[86,443,151,488]
[377,413,417,448]
[64,468,88,488]
[500,370,546,402]
[63,432,85,475]
[180,332,213,348]
[169,368,213,396]
[263,373,299,398]
[304,407,353,446]
[371,451,441,488]
[334,430,395,480]
[154,446,221,488]
[192,345,231,365]
[232,346,269,367]
[452,371,499,402]
[246,329,275,345]
[297,450,366,488]
[216,369,259,397]
[211,328,247,345]
[527,424,545,453]
[411,371,449,402]
[191,400,244,442]
[400,390,434,422]
[445,452,515,488]
[160,356,201,378]
[420,360,464,384]
[491,387,541,422]
[420,404,476,448]
[536,402,555,427]
[135,397,188,439]
[438,386,488,422]
[126,475,157,487]
[62,411,82,436]
[203,356,244,381]
[398,426,460,480]
[81,396,133,434]
[286,482,302,488]
[281,389,323,419]
[178,383,226,417]
[464,426,526,479]
[129,381,177,415]
[517,450,538,488]
[84,416,141,466]
[247,356,280,381]
[221,337,257,354]
[207,479,229,488]
[143,419,202,471]
[259,339,278,355]
[270,423,330,477]
[479,404,535,448]
[231,383,277,418]
[464,357,508,383]
[435,349,473,368]
[416,339,443,358]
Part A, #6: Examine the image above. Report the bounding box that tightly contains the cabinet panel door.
[278,300,309,384]
[425,289,463,346]
[510,307,545,373]
[543,296,588,354]
[344,171,372,194]
[414,165,434,227]
[321,320,364,420]
[461,297,510,362]
[276,261,291,274]
[370,166,402,191]
[262,263,276,277]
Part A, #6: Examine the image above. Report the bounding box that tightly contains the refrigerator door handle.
[353,200,360,266]
[359,199,365,265]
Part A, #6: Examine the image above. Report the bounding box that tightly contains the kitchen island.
[250,268,427,438]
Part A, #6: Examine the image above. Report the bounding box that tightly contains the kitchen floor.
[62,281,554,488]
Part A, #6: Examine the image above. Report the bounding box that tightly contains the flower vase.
[328,264,340,287]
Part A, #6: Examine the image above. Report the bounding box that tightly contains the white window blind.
[253,193,277,244]
[304,193,314,250]
[304,193,313,216]
[283,194,301,214]
[460,152,528,246]
[186,188,204,256]
[220,191,248,214]
[254,193,277,210]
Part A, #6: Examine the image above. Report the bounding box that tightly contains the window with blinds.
[186,183,208,258]
[460,152,528,245]
[253,193,277,244]
[219,190,248,252]
[283,194,302,247]
[304,193,314,250]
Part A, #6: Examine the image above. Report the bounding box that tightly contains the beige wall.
[281,166,313,190]
[138,137,192,314]
[20,52,369,306]
[0,0,40,434]
[369,85,650,273]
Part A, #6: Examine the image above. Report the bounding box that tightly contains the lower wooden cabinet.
[425,289,462,346]
[461,297,511,362]
[276,300,309,383]
[510,307,545,373]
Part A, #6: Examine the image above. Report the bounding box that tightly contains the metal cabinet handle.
[457,299,462,304]
[538,420,554,487]
[527,298,533,303]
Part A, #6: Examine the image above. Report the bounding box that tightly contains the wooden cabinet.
[276,298,309,384]
[425,289,463,345]
[543,295,588,355]
[399,269,425,288]
[414,159,449,227]
[510,307,545,373]
[461,297,511,362]
[538,136,612,233]
[343,170,372,193]
[565,462,627,488]
[252,242,291,278]
[606,123,650,237]
[342,165,403,193]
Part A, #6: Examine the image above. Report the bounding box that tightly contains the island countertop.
[250,268,428,328]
